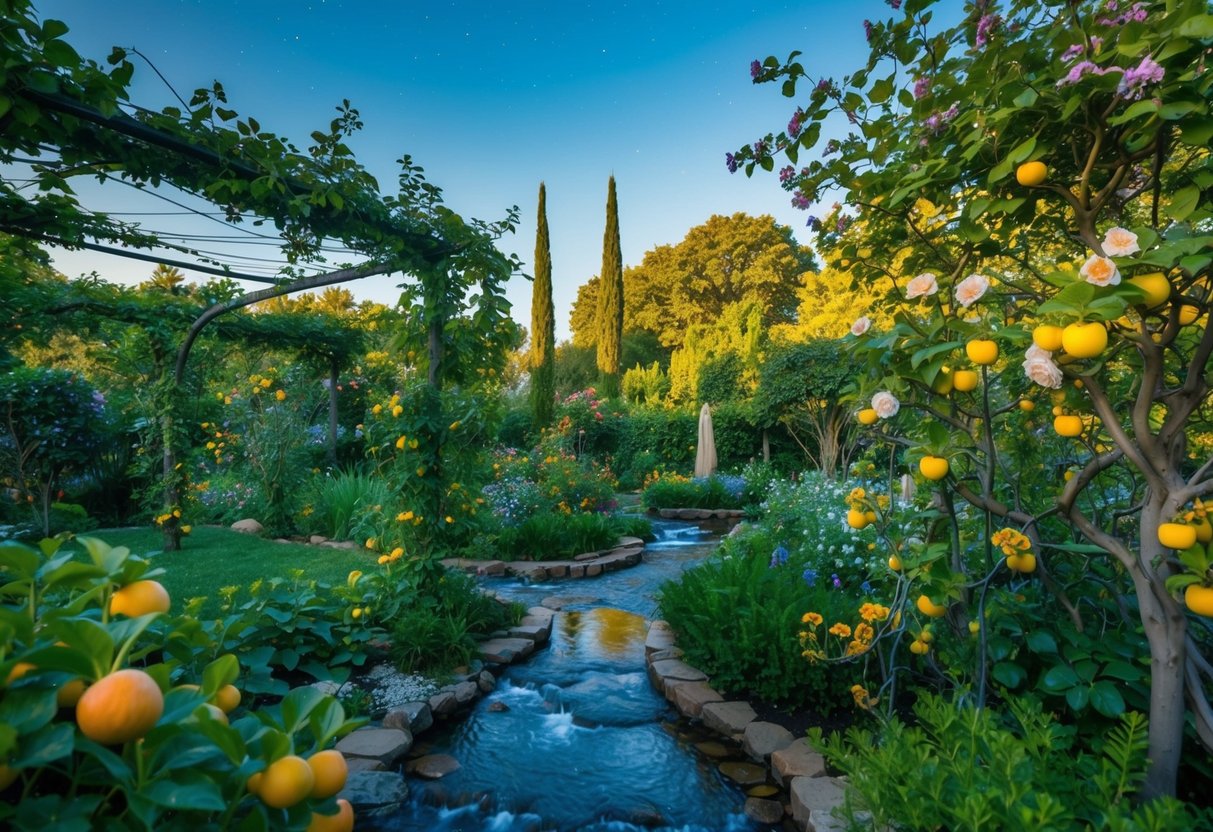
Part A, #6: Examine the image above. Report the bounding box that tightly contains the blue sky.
[36,0,897,341]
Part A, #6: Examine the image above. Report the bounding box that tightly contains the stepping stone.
[383,701,432,735]
[743,721,794,762]
[345,756,384,774]
[477,637,534,664]
[648,659,707,692]
[771,738,826,785]
[694,740,732,759]
[334,727,412,765]
[668,680,723,718]
[509,623,548,642]
[719,761,767,786]
[701,701,757,737]
[451,680,479,705]
[647,646,684,662]
[428,691,457,716]
[477,670,496,693]
[309,535,328,544]
[340,770,409,808]
[545,563,569,578]
[744,796,785,825]
[405,754,461,779]
[616,536,645,548]
[789,775,846,827]
[747,784,780,798]
[658,508,678,518]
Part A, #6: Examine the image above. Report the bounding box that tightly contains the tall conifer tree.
[529,182,556,428]
[595,175,623,397]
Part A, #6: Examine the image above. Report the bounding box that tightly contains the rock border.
[653,508,746,522]
[645,620,853,832]
[440,536,646,582]
[326,604,559,814]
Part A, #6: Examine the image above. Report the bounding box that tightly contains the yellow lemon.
[1053,415,1083,437]
[952,370,979,392]
[857,408,879,425]
[1032,325,1064,352]
[1158,523,1197,550]
[1061,322,1108,359]
[919,456,949,481]
[1128,273,1171,309]
[965,340,999,365]
[1016,161,1048,187]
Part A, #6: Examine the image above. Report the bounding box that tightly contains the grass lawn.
[60,526,377,616]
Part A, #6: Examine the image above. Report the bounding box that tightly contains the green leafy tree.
[735,0,1213,798]
[595,176,623,397]
[572,213,815,349]
[530,182,556,429]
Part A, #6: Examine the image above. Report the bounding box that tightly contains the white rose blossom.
[954,273,990,308]
[905,272,939,299]
[850,316,872,336]
[1101,227,1140,257]
[1080,254,1121,286]
[871,391,900,419]
[1022,344,1064,389]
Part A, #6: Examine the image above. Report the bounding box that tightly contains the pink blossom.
[955,274,990,308]
[1101,227,1140,257]
[905,273,939,299]
[1080,254,1121,286]
[850,316,872,337]
[1022,345,1063,389]
[871,391,900,419]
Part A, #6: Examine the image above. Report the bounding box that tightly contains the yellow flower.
[365,537,377,550]
[445,515,454,524]
[181,525,192,535]
[396,436,407,450]
[392,405,403,417]
[372,404,383,415]
[347,570,363,587]
[377,555,389,565]
[206,442,216,450]
[275,389,286,401]
[801,612,823,626]
[416,466,426,477]
[449,420,461,431]
[224,396,232,405]
[398,510,414,522]
[409,438,419,450]
[828,622,852,639]
[260,378,271,388]
[389,547,404,560]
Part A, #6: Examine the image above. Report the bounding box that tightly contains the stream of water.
[365,519,761,832]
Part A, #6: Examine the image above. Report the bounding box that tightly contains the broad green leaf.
[1066,685,1090,712]
[1178,13,1213,38]
[991,661,1026,689]
[1090,680,1126,717]
[1007,136,1037,165]
[0,542,41,580]
[202,654,240,694]
[10,722,74,767]
[1167,185,1199,221]
[0,686,58,733]
[1041,663,1079,692]
[280,685,326,734]
[1026,631,1058,654]
[143,778,226,811]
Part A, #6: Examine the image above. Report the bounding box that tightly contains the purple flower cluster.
[1098,2,1148,26]
[824,139,840,155]
[863,19,874,42]
[1061,37,1104,64]
[921,103,960,144]
[1119,55,1164,99]
[975,13,1001,47]
[787,108,804,139]
[1057,60,1114,87]
[791,193,810,210]
[779,165,795,184]
[815,78,834,95]
[752,139,767,158]
[885,0,901,8]
[805,216,822,231]
[913,76,931,100]
[835,215,852,233]
[769,545,789,568]
[750,59,762,80]
[725,152,739,174]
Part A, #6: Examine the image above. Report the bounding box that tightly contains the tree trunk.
[327,355,339,466]
[1137,500,1187,798]
[762,430,770,463]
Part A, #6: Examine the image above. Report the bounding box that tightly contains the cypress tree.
[595,175,623,397]
[529,182,556,429]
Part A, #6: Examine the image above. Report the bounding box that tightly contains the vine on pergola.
[0,0,523,550]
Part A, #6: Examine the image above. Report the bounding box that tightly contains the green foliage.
[304,468,393,542]
[0,365,112,536]
[816,694,1198,831]
[658,528,861,707]
[641,474,746,511]
[622,361,670,405]
[697,353,744,405]
[596,176,624,397]
[493,512,629,561]
[389,571,521,674]
[530,183,557,430]
[0,535,363,830]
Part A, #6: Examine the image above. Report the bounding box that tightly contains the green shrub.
[641,473,746,510]
[816,693,1200,831]
[658,528,862,707]
[305,467,393,541]
[494,511,622,561]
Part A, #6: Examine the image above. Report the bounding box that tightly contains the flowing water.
[366,519,760,832]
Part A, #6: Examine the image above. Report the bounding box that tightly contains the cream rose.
[871,391,900,419]
[1022,344,1063,389]
[1080,254,1121,286]
[1101,226,1140,257]
[850,316,872,336]
[905,272,939,299]
[955,274,990,308]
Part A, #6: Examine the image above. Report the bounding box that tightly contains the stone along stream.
[365,519,761,832]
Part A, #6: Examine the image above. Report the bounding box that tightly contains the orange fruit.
[968,620,981,635]
[1061,322,1107,359]
[215,684,241,714]
[307,749,348,799]
[1178,304,1200,326]
[1016,161,1048,187]
[1195,519,1213,544]
[307,798,355,832]
[109,580,171,617]
[916,595,947,618]
[258,755,315,809]
[1128,273,1170,309]
[952,369,979,392]
[1158,523,1197,550]
[1185,585,1213,618]
[864,510,877,524]
[1053,415,1083,437]
[846,509,869,530]
[965,340,998,365]
[57,678,86,708]
[919,456,949,481]
[857,408,879,425]
[76,669,164,745]
[888,555,902,571]
[1019,399,1035,411]
[5,662,35,685]
[909,640,929,655]
[932,370,954,395]
[1032,325,1064,352]
[1006,553,1037,573]
[247,772,263,795]
[918,629,933,644]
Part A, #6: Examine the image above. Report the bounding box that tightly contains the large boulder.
[231,518,264,535]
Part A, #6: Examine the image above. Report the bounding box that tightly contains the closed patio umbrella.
[694,403,718,478]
